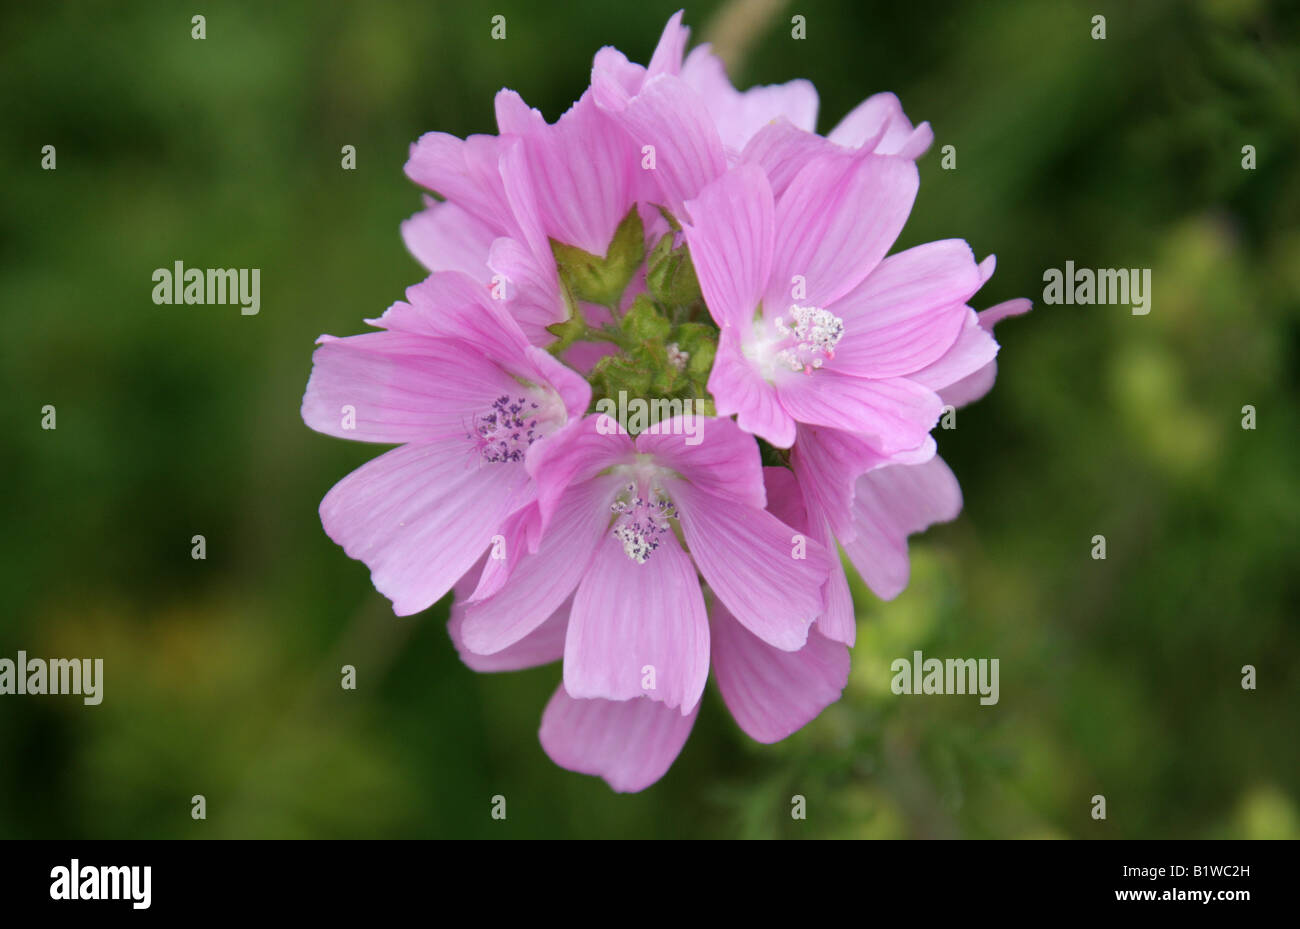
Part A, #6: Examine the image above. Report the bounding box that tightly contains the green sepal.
[544,313,588,356]
[646,234,703,307]
[549,207,644,310]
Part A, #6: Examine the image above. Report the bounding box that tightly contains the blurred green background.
[2,0,1297,839]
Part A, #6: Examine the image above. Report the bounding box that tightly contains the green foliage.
[646,232,703,307]
[550,207,645,310]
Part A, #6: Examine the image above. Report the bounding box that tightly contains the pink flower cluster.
[302,11,1029,792]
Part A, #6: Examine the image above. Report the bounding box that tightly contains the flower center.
[771,304,844,374]
[471,394,544,463]
[610,482,676,564]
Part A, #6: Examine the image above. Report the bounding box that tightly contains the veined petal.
[841,455,962,600]
[740,118,851,200]
[539,687,698,793]
[777,367,942,455]
[708,329,797,448]
[596,73,726,218]
[527,415,636,529]
[374,271,530,363]
[680,45,818,154]
[647,9,689,77]
[831,239,982,378]
[711,601,849,743]
[494,90,639,256]
[404,132,516,236]
[789,423,888,543]
[829,92,933,159]
[460,474,620,655]
[320,442,532,616]
[771,153,919,308]
[682,164,774,329]
[672,480,826,651]
[301,331,518,445]
[763,465,856,645]
[923,298,1032,407]
[635,414,765,509]
[449,592,568,672]
[565,533,710,713]
[400,198,496,280]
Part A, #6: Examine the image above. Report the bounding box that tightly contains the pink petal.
[595,73,727,218]
[404,132,516,236]
[831,239,982,378]
[770,153,919,308]
[635,414,765,509]
[459,475,620,655]
[671,480,825,651]
[777,367,942,455]
[494,90,639,256]
[464,502,539,602]
[301,330,518,445]
[373,271,530,362]
[449,593,568,672]
[527,415,635,528]
[711,602,849,743]
[921,298,1031,407]
[589,47,645,109]
[680,45,818,154]
[486,235,566,341]
[320,442,531,616]
[911,308,998,396]
[681,164,774,328]
[841,456,963,601]
[539,687,698,793]
[813,512,856,645]
[828,92,933,159]
[761,465,808,532]
[789,423,887,542]
[564,533,710,713]
[523,345,592,423]
[765,465,856,645]
[647,10,689,78]
[707,329,797,448]
[400,198,496,280]
[979,296,1032,329]
[740,118,850,199]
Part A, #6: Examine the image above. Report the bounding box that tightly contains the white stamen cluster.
[773,304,845,374]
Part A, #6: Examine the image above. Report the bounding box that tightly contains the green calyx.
[546,207,718,426]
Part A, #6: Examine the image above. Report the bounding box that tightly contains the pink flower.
[451,461,847,792]
[401,89,669,351]
[301,271,589,615]
[790,291,1032,614]
[682,159,993,455]
[457,415,830,714]
[303,8,1032,794]
[591,10,933,216]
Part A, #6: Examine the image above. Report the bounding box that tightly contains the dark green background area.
[1,0,1296,838]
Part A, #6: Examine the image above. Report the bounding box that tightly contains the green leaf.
[646,236,702,307]
[549,207,644,309]
[544,313,587,356]
[656,205,682,234]
[622,294,672,344]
